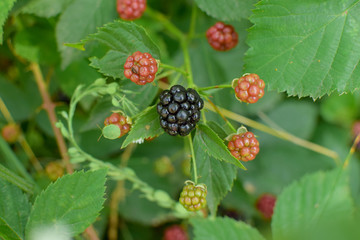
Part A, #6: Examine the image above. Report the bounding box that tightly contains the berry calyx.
[206,22,238,51]
[1,123,20,143]
[163,225,188,240]
[103,112,131,138]
[255,193,277,220]
[179,181,207,211]
[157,85,204,136]
[227,127,260,162]
[124,51,158,85]
[233,73,265,104]
[116,0,146,20]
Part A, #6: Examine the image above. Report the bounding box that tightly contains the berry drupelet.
[233,73,265,104]
[206,22,238,51]
[124,51,158,85]
[227,131,260,161]
[104,112,131,138]
[157,85,204,136]
[117,0,146,20]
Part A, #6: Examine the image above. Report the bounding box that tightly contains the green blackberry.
[157,85,204,136]
[179,181,207,211]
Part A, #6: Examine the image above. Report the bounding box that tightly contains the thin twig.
[29,63,73,173]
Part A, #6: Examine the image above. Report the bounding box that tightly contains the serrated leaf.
[21,0,73,18]
[244,0,360,99]
[195,123,245,169]
[122,105,164,148]
[272,169,354,240]
[56,0,117,68]
[83,21,160,79]
[193,135,237,215]
[0,180,31,240]
[191,217,265,240]
[0,0,16,44]
[102,124,121,140]
[194,0,256,21]
[25,169,107,238]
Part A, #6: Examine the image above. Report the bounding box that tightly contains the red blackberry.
[256,194,276,220]
[163,225,188,240]
[233,73,265,104]
[1,123,20,143]
[206,22,238,51]
[157,85,204,136]
[179,181,207,212]
[227,129,259,162]
[123,51,158,85]
[103,112,131,138]
[117,0,146,20]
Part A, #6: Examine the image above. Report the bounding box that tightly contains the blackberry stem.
[343,133,360,168]
[188,135,198,184]
[159,63,187,76]
[181,39,195,88]
[198,84,232,92]
[205,96,237,132]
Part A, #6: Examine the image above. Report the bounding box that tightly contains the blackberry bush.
[117,0,146,20]
[232,73,265,104]
[123,51,158,85]
[206,22,238,51]
[157,85,204,136]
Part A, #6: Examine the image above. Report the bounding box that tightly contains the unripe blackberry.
[206,22,238,51]
[157,85,204,136]
[227,128,259,162]
[103,112,131,138]
[45,162,64,181]
[117,0,146,20]
[179,181,207,211]
[163,225,188,240]
[233,73,265,104]
[1,123,20,143]
[255,193,276,220]
[124,51,158,85]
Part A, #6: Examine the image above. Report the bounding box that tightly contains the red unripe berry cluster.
[234,73,265,104]
[206,22,238,51]
[104,113,131,138]
[117,0,146,20]
[255,194,277,219]
[163,225,188,240]
[227,131,259,161]
[1,123,20,143]
[124,51,158,85]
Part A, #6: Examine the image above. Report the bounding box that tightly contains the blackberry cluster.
[104,112,131,138]
[233,73,265,104]
[179,182,207,211]
[256,194,277,220]
[157,85,204,136]
[124,51,158,85]
[206,22,238,51]
[227,131,259,161]
[116,0,146,20]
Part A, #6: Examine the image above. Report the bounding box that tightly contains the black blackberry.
[157,85,204,136]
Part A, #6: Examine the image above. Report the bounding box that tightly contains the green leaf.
[272,169,354,240]
[194,0,256,21]
[193,134,237,215]
[84,21,160,79]
[244,0,360,99]
[0,179,31,240]
[25,169,107,237]
[56,0,117,68]
[122,105,164,148]
[191,217,266,240]
[0,0,16,44]
[21,0,73,18]
[102,124,121,140]
[195,123,245,169]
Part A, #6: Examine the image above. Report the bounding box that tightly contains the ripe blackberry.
[179,181,207,211]
[206,22,238,51]
[157,85,204,136]
[124,51,158,85]
[103,112,131,138]
[255,194,276,220]
[117,0,146,20]
[163,225,188,240]
[1,123,20,143]
[233,73,265,104]
[227,129,259,162]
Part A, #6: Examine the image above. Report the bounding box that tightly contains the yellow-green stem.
[188,135,198,184]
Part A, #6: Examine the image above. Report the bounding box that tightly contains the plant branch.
[159,63,187,76]
[204,101,340,164]
[197,84,232,92]
[188,135,198,184]
[30,63,73,174]
[181,39,195,88]
[188,3,197,39]
[343,133,360,168]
